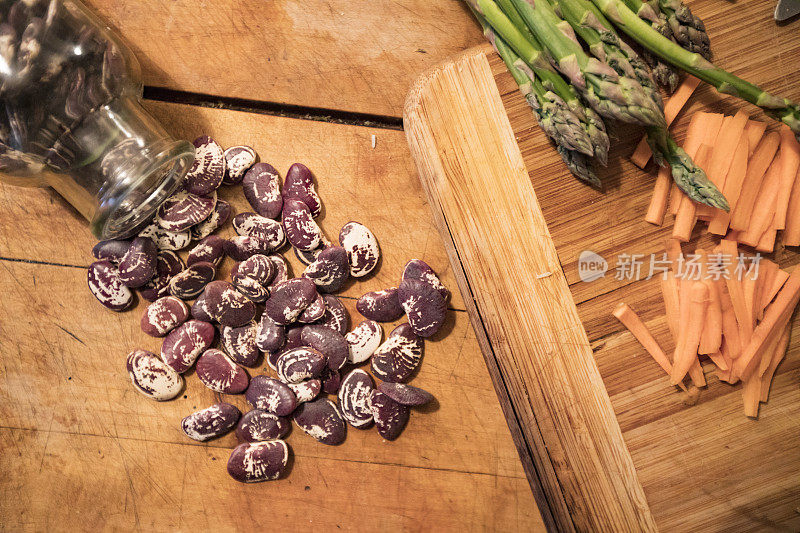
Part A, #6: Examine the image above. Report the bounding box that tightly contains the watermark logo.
[578,250,607,282]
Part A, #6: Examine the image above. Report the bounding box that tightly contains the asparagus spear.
[646,126,728,210]
[620,0,680,92]
[590,0,800,134]
[504,0,666,128]
[467,0,610,163]
[657,0,711,60]
[484,17,602,185]
[548,0,662,109]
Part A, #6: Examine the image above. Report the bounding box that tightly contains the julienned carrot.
[696,249,722,354]
[665,239,682,270]
[612,303,687,391]
[755,219,777,253]
[707,351,728,370]
[708,134,749,235]
[742,371,761,417]
[760,323,791,402]
[696,110,748,219]
[630,75,701,168]
[675,276,706,387]
[718,280,742,359]
[774,126,800,229]
[744,120,767,158]
[756,259,779,319]
[669,182,682,216]
[762,268,789,311]
[687,359,706,387]
[671,282,709,385]
[739,162,781,247]
[742,268,762,332]
[729,131,781,232]
[673,144,713,241]
[718,240,750,345]
[717,338,739,384]
[645,165,672,225]
[782,165,800,246]
[661,271,681,340]
[733,268,800,380]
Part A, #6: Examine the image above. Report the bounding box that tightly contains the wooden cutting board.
[403,3,800,531]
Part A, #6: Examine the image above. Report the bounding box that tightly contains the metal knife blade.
[775,0,800,21]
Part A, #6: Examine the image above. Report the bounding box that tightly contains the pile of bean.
[88,136,446,482]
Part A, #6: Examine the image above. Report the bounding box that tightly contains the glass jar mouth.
[92,139,193,239]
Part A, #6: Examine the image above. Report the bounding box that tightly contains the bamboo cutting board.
[404,5,800,530]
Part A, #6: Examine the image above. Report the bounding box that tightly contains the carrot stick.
[782,164,800,246]
[756,259,779,319]
[661,272,681,342]
[762,268,790,310]
[665,238,683,270]
[696,248,722,354]
[732,267,800,380]
[718,280,742,359]
[708,134,749,235]
[729,132,781,231]
[645,165,672,225]
[773,126,800,229]
[696,111,748,219]
[739,163,781,247]
[673,144,713,241]
[744,120,767,158]
[669,182,683,215]
[630,76,701,168]
[670,282,709,385]
[742,371,761,418]
[717,338,739,384]
[759,323,791,402]
[687,358,706,387]
[742,266,762,332]
[612,303,687,391]
[707,351,728,370]
[755,218,777,253]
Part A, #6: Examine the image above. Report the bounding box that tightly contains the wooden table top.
[0,2,545,531]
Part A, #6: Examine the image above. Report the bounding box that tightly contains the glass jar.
[0,0,194,238]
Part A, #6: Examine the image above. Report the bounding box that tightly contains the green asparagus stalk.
[621,0,681,92]
[646,127,728,210]
[548,0,662,109]
[657,0,711,60]
[504,0,666,128]
[484,17,601,185]
[590,0,800,134]
[467,0,610,163]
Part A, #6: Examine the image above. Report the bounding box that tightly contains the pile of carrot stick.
[632,77,800,252]
[613,239,799,418]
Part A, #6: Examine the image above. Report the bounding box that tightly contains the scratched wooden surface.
[477,0,800,528]
[0,103,544,530]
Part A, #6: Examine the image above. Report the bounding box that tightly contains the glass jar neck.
[43,96,194,239]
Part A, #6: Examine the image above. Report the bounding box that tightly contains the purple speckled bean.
[156,190,216,232]
[227,440,289,482]
[398,279,447,338]
[345,320,382,364]
[126,349,183,401]
[370,323,423,383]
[297,293,325,323]
[283,163,322,217]
[224,235,274,261]
[339,222,380,278]
[301,324,349,371]
[255,312,285,353]
[370,391,409,440]
[168,261,216,300]
[191,199,231,240]
[160,319,215,373]
[243,162,282,219]
[118,237,157,288]
[88,260,133,311]
[196,348,250,394]
[292,398,346,445]
[276,347,326,383]
[92,239,131,263]
[182,403,240,442]
[233,212,285,250]
[303,246,349,293]
[139,250,184,302]
[223,145,257,185]
[338,369,375,428]
[141,296,189,337]
[221,320,260,367]
[402,259,450,301]
[264,277,317,326]
[203,281,257,327]
[281,199,322,251]
[356,287,403,322]
[246,375,297,416]
[235,409,289,442]
[185,136,225,195]
[186,235,225,266]
[287,379,322,404]
[377,382,434,406]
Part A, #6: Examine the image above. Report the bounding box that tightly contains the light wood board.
[0,103,544,531]
[403,1,800,529]
[83,0,484,117]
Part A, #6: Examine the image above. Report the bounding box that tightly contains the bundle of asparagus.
[465,0,800,208]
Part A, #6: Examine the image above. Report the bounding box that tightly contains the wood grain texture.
[0,107,544,530]
[0,101,466,311]
[404,50,657,533]
[403,0,800,529]
[82,0,484,117]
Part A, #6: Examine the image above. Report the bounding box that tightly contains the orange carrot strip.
[669,182,683,215]
[719,240,752,346]
[687,358,706,387]
[696,248,722,354]
[782,164,800,246]
[630,76,701,168]
[696,111,748,219]
[717,338,739,384]
[645,165,672,225]
[665,239,683,270]
[759,323,791,402]
[729,132,781,231]
[755,219,777,254]
[670,282,709,385]
[744,120,767,158]
[773,126,800,229]
[762,268,790,311]
[756,259,779,319]
[707,351,728,370]
[708,134,749,235]
[742,371,761,418]
[739,163,781,247]
[673,144,713,241]
[661,272,681,343]
[718,280,742,359]
[732,267,800,380]
[612,303,687,391]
